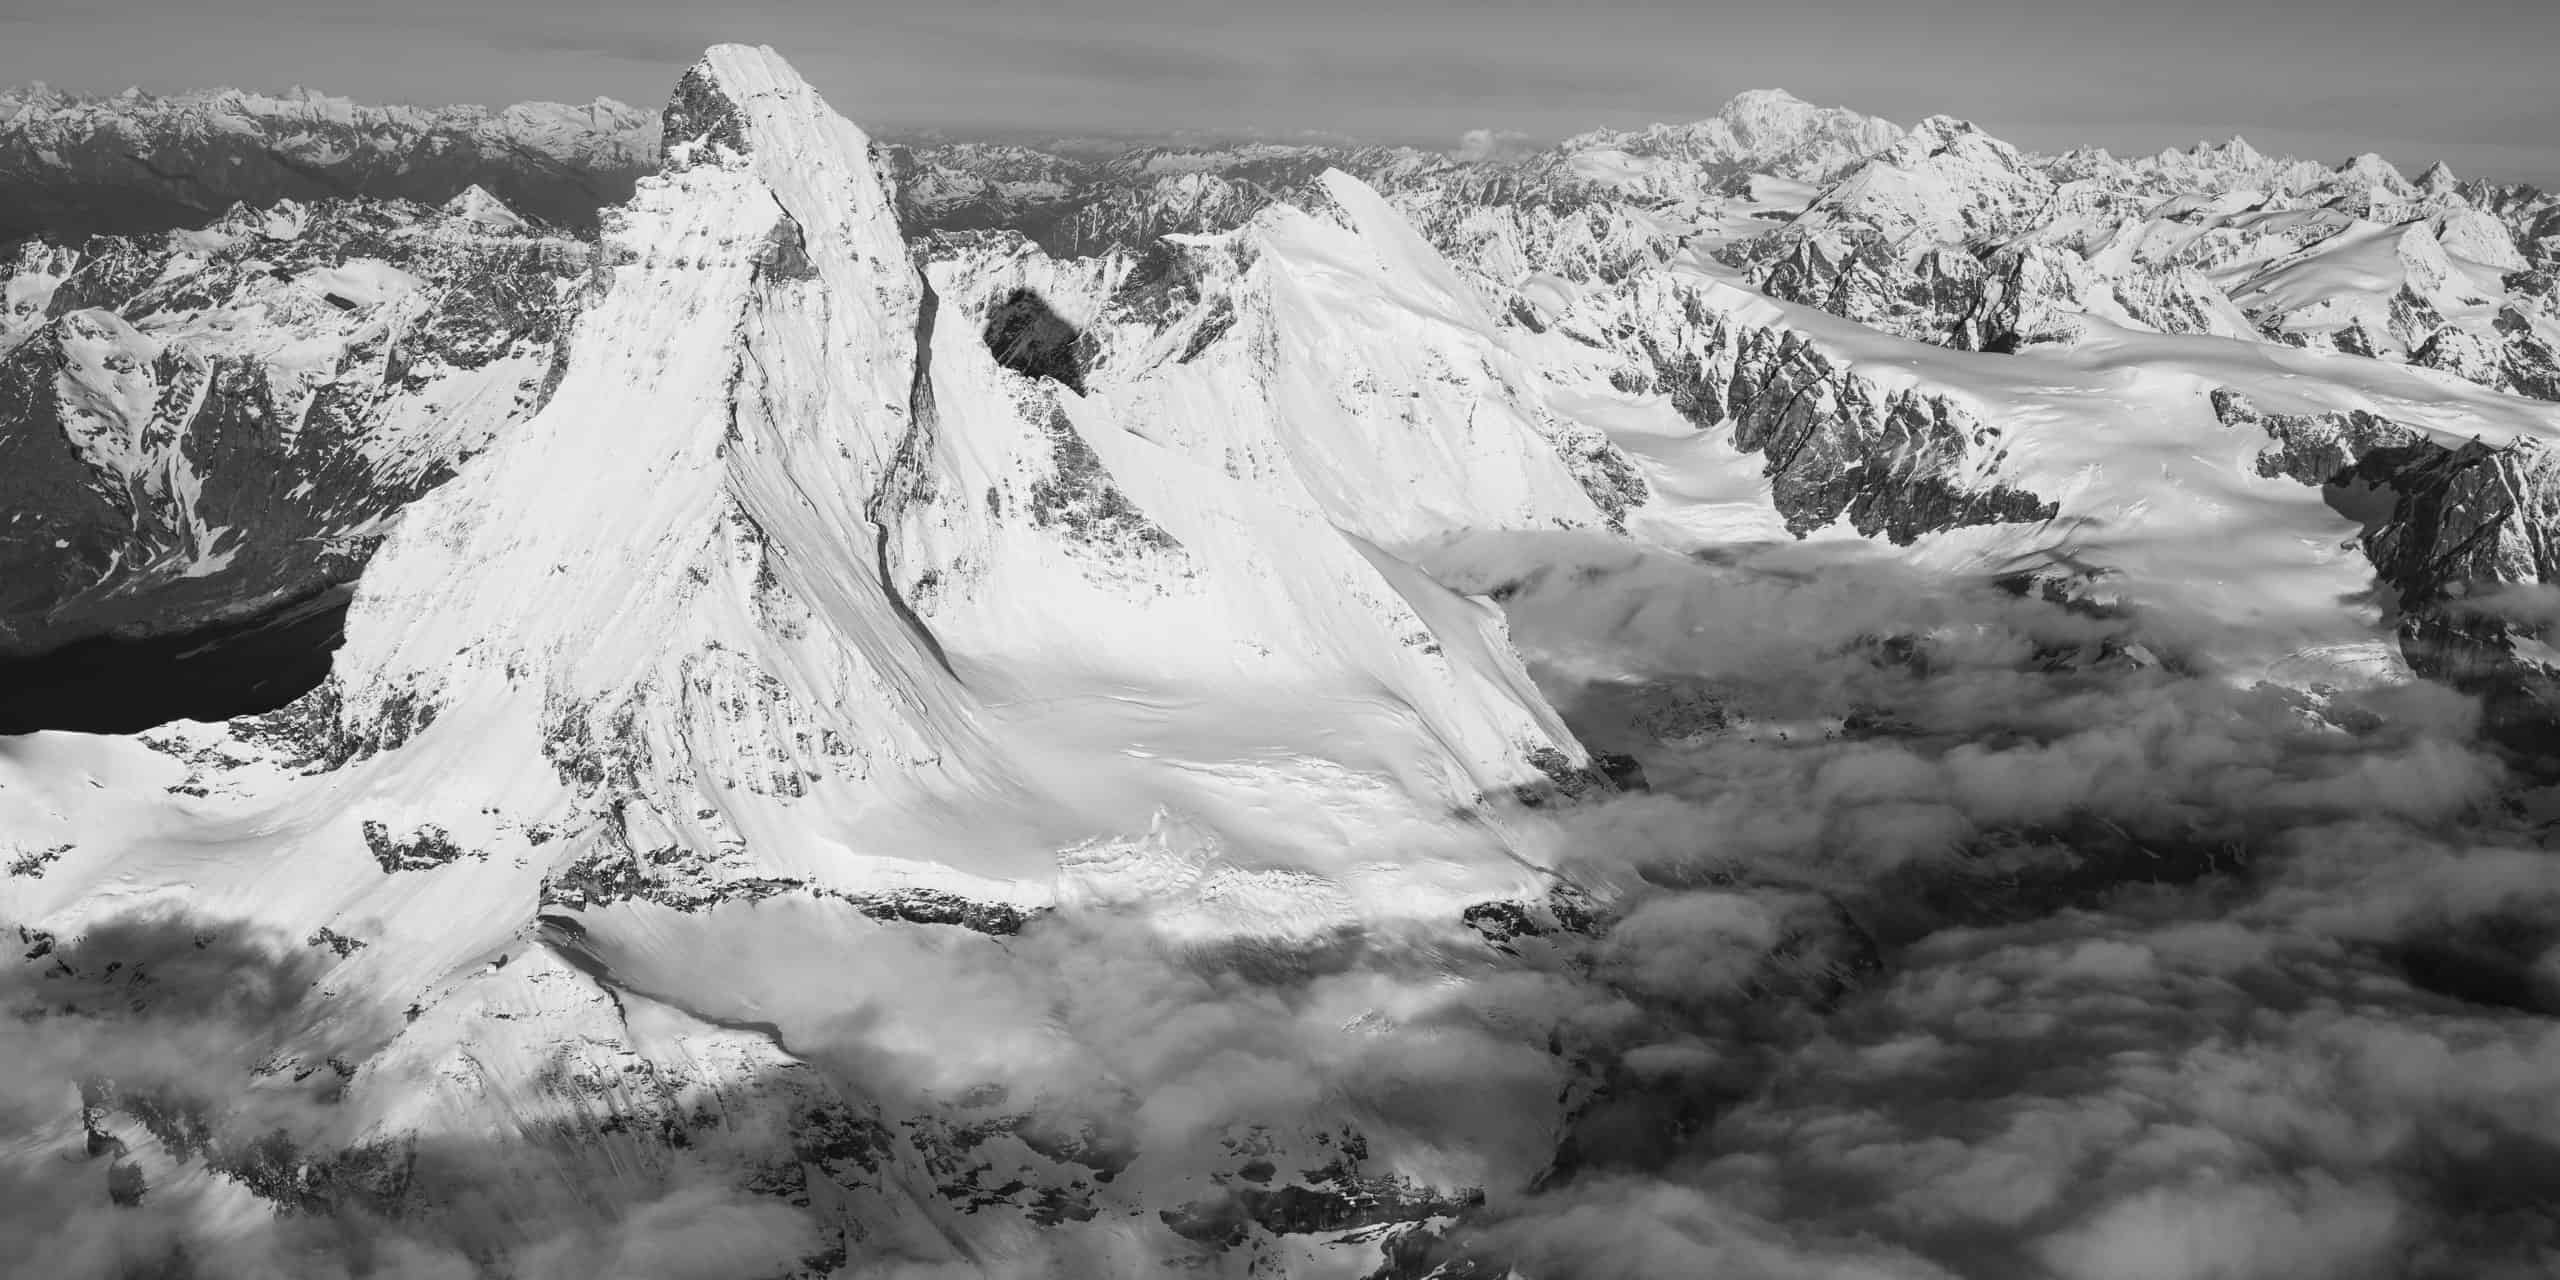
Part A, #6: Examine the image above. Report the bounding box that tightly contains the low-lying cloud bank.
[0,917,819,1279]
[1403,533,2560,1280]
[7,533,2557,1278]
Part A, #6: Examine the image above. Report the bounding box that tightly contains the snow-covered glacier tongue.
[0,44,1624,1276]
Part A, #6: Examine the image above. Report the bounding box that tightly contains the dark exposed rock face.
[2214,386,2560,745]
[2349,438,2560,743]
[835,887,1040,935]
[80,1076,420,1219]
[537,820,1044,934]
[1162,1126,1482,1252]
[2208,388,2424,485]
[1592,276,2056,543]
[1514,745,1623,808]
[1749,235,1995,348]
[0,197,588,728]
[1461,885,1601,955]
[981,287,1095,391]
[1536,407,1653,532]
[660,67,750,169]
[362,820,477,873]
[1026,401,1184,554]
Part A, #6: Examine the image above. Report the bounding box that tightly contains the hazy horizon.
[2,0,2554,185]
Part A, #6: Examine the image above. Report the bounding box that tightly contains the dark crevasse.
[0,586,348,735]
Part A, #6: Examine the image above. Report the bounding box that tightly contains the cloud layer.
[1398,533,2560,1279]
[7,533,2558,1277]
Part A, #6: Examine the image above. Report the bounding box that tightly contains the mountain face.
[3,47,1622,1274]
[0,83,655,238]
[0,190,587,728]
[7,44,2560,1280]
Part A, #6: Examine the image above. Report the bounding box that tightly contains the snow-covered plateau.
[4,42,2559,1280]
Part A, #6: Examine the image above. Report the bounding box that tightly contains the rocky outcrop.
[2208,388,2424,485]
[659,65,751,169]
[2213,386,2560,741]
[1582,274,2055,542]
[2349,438,2560,741]
[1163,1125,1484,1250]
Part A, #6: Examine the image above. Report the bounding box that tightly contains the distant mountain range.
[0,82,657,237]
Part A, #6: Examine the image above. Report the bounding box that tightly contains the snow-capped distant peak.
[1712,88,1854,140]
[2334,151,2415,192]
[440,183,526,229]
[1787,112,2050,244]
[1897,114,1997,152]
[1553,88,1906,189]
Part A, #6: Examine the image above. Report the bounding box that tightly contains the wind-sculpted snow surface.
[10,42,2560,1280]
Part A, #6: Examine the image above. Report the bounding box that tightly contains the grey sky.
[2,0,2553,182]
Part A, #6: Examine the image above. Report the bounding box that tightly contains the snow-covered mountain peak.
[1894,113,2004,157]
[2335,150,2415,190]
[650,45,909,288]
[1791,112,2051,245]
[439,183,527,228]
[336,45,920,716]
[1555,89,1905,187]
[1709,87,1888,148]
[2211,135,2267,165]
[322,41,1599,921]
